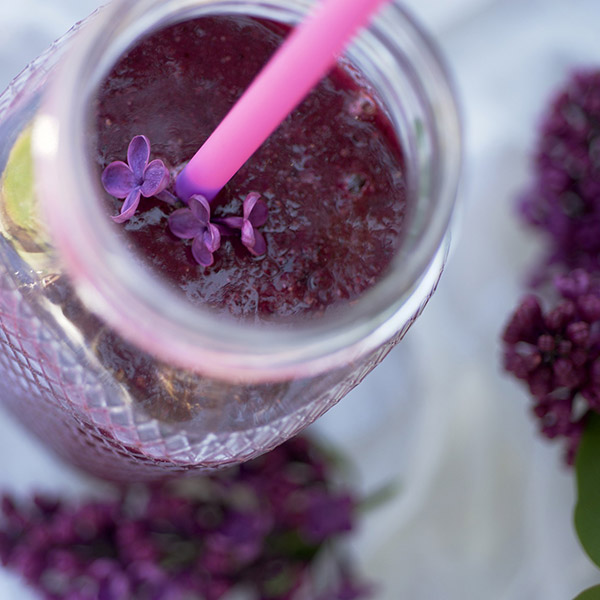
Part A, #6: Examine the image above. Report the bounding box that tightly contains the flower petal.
[243,192,261,221]
[189,195,211,225]
[127,135,151,180]
[155,189,178,205]
[101,161,136,198]
[248,197,268,227]
[192,236,214,267]
[241,220,256,249]
[141,159,170,197]
[204,223,221,253]
[168,208,204,239]
[111,188,141,223]
[248,229,266,256]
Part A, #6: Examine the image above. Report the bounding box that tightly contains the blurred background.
[1,0,600,598]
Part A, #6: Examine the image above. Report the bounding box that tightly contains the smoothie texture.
[94,15,407,319]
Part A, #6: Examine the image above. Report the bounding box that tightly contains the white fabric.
[1,0,600,598]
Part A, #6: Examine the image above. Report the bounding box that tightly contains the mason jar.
[0,0,460,480]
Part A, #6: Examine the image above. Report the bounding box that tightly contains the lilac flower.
[299,492,355,543]
[518,70,600,277]
[502,270,600,462]
[217,192,268,256]
[200,511,272,578]
[168,194,221,267]
[0,436,372,600]
[101,135,170,223]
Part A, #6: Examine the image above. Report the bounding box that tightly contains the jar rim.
[33,0,461,382]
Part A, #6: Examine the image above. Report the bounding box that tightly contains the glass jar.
[0,0,460,480]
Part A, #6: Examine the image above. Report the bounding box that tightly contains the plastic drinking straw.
[175,0,392,201]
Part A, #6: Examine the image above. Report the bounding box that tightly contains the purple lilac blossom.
[101,135,170,223]
[519,70,600,278]
[168,194,222,266]
[0,436,371,600]
[101,136,269,262]
[502,269,600,463]
[216,192,268,256]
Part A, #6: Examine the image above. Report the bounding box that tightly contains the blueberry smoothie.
[94,15,406,320]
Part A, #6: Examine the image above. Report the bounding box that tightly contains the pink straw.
[175,0,392,201]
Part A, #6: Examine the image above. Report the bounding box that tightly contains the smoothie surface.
[94,15,407,320]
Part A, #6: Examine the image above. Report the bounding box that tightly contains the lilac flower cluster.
[503,270,600,463]
[101,137,268,266]
[503,69,600,462]
[0,436,371,600]
[519,70,600,276]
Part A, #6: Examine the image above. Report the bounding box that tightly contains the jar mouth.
[33,0,461,382]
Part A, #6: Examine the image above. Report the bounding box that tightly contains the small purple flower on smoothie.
[168,194,221,267]
[101,135,170,223]
[218,192,268,256]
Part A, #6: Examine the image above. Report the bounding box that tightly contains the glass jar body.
[0,1,458,480]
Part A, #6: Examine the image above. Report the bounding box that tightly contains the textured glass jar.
[0,0,460,480]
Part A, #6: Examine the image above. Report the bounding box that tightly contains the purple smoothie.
[93,15,407,320]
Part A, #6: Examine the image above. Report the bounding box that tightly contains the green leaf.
[1,127,42,236]
[0,126,55,274]
[574,585,600,600]
[574,414,600,568]
[3,128,35,223]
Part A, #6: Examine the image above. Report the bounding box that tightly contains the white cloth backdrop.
[1,0,600,598]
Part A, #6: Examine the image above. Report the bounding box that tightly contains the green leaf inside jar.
[0,126,49,253]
